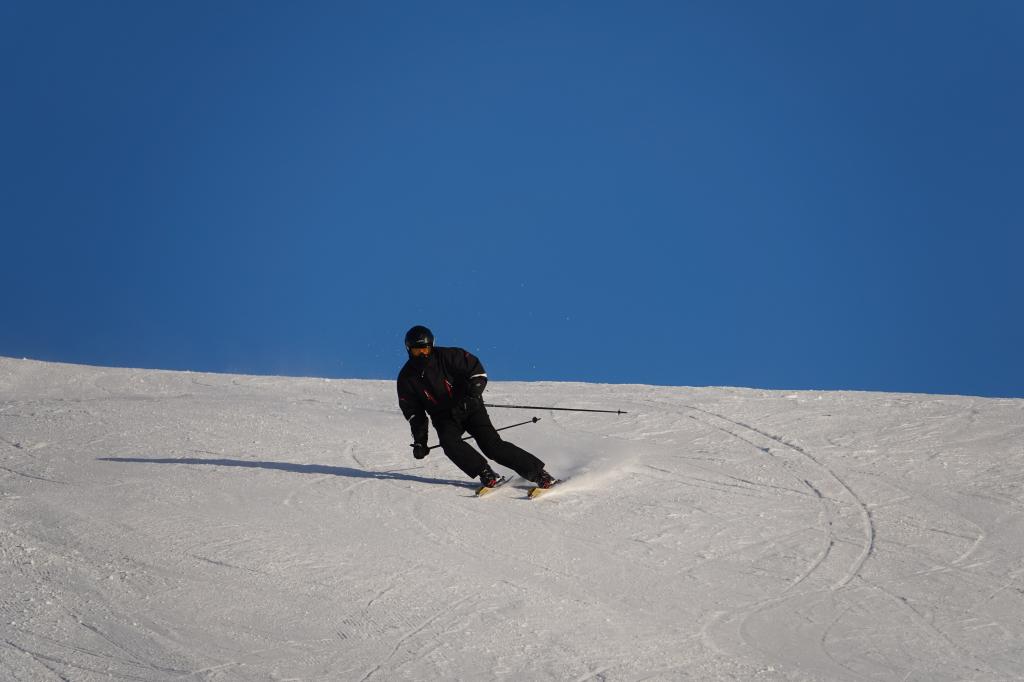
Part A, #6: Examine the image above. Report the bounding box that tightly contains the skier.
[397,325,555,490]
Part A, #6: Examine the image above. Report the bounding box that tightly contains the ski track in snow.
[2,357,1024,680]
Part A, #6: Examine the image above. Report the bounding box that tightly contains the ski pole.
[484,403,628,415]
[422,416,541,451]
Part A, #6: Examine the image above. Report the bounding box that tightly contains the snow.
[2,356,1023,681]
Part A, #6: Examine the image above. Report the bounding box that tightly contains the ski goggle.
[408,346,432,357]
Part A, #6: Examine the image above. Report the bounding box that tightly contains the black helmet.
[404,325,434,350]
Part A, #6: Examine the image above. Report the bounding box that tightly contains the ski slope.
[2,357,1023,681]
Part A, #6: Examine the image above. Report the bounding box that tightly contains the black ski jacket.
[397,346,488,444]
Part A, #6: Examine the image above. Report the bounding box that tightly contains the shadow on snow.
[98,456,473,488]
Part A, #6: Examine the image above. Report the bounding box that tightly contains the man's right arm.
[398,381,429,447]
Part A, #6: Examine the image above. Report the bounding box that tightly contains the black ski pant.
[432,407,545,482]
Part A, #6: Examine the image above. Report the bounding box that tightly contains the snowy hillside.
[2,357,1023,681]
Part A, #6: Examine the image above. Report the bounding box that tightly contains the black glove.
[412,443,429,459]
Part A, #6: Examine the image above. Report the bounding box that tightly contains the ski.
[475,475,512,497]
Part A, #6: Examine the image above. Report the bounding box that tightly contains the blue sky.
[2,2,1022,397]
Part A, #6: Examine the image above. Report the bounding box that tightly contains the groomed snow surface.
[2,357,1023,681]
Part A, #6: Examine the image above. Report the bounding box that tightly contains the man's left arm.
[451,349,488,420]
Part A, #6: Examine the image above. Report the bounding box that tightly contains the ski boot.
[478,466,501,489]
[475,466,509,497]
[527,469,558,498]
[534,469,556,489]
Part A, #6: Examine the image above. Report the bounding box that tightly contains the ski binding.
[475,475,511,497]
[527,480,562,499]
